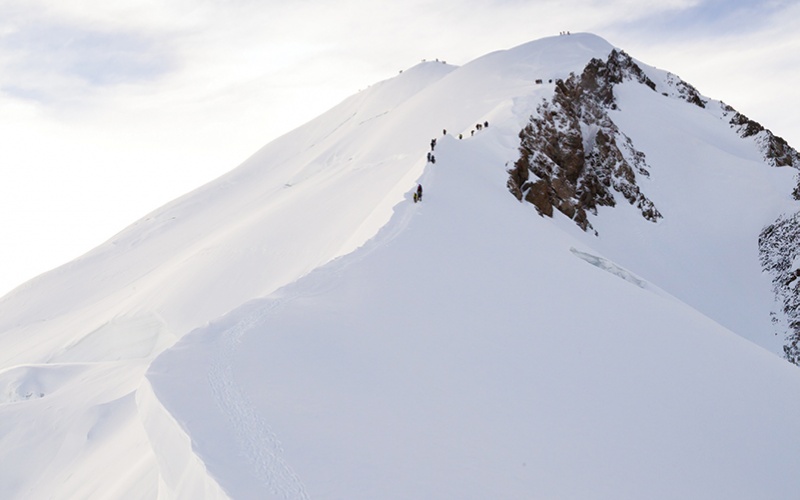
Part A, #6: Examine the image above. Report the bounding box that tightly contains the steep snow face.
[598,70,799,354]
[2,32,800,499]
[149,134,800,499]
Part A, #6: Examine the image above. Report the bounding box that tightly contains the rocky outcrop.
[759,213,800,364]
[508,50,661,232]
[579,49,656,109]
[662,72,707,108]
[721,103,800,174]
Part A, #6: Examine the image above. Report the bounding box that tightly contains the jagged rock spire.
[508,50,661,232]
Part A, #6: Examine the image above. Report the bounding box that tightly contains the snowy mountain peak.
[508,44,799,234]
[2,33,800,499]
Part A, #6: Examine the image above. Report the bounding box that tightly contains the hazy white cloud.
[2,25,174,96]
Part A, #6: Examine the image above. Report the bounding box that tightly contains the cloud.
[4,24,174,84]
[0,6,178,106]
[600,0,794,41]
[598,0,800,147]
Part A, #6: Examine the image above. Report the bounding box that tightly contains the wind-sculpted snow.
[2,32,800,498]
[136,379,230,499]
[0,363,87,403]
[0,360,160,498]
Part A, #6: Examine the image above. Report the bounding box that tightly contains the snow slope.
[150,132,800,499]
[589,69,797,353]
[1,33,799,498]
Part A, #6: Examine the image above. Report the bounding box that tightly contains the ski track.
[208,301,310,500]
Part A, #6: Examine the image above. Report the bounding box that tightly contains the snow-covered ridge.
[1,32,800,499]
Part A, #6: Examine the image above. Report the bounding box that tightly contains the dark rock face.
[580,49,657,109]
[753,119,800,363]
[759,213,800,364]
[653,70,708,108]
[508,49,661,232]
[722,103,800,174]
[671,75,706,108]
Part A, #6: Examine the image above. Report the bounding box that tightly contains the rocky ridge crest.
[507,49,661,232]
[721,103,800,173]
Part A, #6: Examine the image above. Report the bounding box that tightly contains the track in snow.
[208,303,310,500]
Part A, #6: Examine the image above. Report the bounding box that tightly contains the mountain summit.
[2,33,800,499]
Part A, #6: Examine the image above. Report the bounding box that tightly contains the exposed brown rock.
[508,50,662,232]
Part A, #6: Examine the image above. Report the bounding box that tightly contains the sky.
[1,0,798,298]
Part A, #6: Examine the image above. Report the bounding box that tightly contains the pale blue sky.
[1,0,798,296]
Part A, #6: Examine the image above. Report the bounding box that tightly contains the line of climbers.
[457,121,489,140]
[414,121,490,203]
